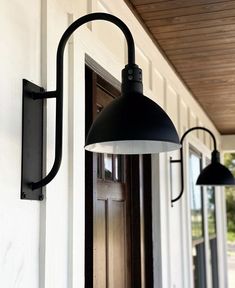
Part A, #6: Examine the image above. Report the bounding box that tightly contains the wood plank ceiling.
[124,0,235,134]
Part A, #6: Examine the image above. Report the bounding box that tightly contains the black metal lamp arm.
[31,13,136,190]
[170,126,217,205]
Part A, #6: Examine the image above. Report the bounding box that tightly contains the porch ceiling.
[124,0,235,134]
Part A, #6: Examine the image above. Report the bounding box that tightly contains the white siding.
[0,0,229,287]
[0,1,41,287]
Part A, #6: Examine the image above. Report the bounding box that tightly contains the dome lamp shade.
[85,65,180,154]
[196,150,235,186]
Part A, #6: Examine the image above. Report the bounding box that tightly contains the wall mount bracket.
[21,79,45,200]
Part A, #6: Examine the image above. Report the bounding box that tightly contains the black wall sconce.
[21,13,181,201]
[170,126,235,206]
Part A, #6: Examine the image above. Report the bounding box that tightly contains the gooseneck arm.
[170,126,217,206]
[31,13,136,190]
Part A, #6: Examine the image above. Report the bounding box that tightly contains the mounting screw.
[128,75,133,80]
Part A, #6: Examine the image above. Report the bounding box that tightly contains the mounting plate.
[21,79,44,200]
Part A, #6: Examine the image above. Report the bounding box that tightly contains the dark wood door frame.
[85,66,95,288]
[142,154,154,287]
[85,65,153,287]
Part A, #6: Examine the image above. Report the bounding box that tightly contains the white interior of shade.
[197,183,235,186]
[85,140,181,154]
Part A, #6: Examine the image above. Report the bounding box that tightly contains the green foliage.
[227,231,235,243]
[226,187,235,231]
[224,153,235,176]
[224,153,235,238]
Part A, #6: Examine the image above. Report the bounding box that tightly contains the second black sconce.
[170,126,235,206]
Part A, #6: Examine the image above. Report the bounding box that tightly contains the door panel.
[94,192,129,288]
[108,199,126,288]
[94,200,107,288]
[94,181,128,288]
[93,73,130,288]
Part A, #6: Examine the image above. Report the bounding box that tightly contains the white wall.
[0,0,229,287]
[0,0,41,287]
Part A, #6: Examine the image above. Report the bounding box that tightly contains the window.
[97,153,124,182]
[96,103,125,183]
[207,186,216,237]
[189,149,206,288]
[189,150,219,288]
[206,158,219,288]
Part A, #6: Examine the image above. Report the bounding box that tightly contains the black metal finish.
[85,91,180,153]
[22,13,180,197]
[121,64,143,95]
[31,90,56,100]
[21,80,44,200]
[170,126,218,206]
[196,150,235,186]
[22,13,136,193]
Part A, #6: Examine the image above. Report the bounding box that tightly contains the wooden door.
[85,65,153,288]
[91,70,131,288]
[94,155,130,288]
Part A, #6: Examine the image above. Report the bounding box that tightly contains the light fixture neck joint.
[121,64,143,95]
[212,150,220,163]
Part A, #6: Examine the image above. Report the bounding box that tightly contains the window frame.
[183,134,220,288]
[189,146,207,288]
[189,146,204,244]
